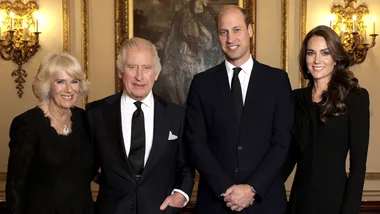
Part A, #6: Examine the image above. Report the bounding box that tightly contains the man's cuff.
[172,188,189,207]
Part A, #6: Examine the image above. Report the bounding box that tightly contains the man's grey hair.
[116,37,162,75]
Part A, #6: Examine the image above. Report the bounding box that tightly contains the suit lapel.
[140,95,169,182]
[240,59,260,126]
[103,93,135,182]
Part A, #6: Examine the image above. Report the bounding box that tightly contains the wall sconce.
[0,0,40,98]
[330,0,377,66]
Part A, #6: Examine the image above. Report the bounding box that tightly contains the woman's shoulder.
[347,87,369,102]
[10,107,43,142]
[71,106,86,122]
[71,106,85,114]
[292,87,310,100]
[12,106,43,125]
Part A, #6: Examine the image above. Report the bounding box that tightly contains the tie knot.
[134,101,143,110]
[233,67,242,75]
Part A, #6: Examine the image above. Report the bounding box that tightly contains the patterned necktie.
[129,101,145,179]
[231,67,243,123]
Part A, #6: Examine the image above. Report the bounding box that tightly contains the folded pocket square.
[168,131,178,140]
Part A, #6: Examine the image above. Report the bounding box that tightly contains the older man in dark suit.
[87,37,194,214]
[185,5,294,214]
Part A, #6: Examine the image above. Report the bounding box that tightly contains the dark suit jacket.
[185,60,294,214]
[284,87,370,214]
[86,93,194,214]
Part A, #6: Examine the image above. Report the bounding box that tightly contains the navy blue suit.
[185,60,293,213]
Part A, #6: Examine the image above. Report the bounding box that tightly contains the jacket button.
[131,204,135,209]
[237,146,243,150]
[235,168,239,172]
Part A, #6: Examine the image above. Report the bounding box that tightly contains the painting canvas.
[116,0,256,105]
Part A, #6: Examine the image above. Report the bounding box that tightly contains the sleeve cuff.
[172,188,189,207]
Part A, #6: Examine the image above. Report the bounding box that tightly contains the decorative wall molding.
[243,0,257,58]
[299,0,307,88]
[0,172,5,182]
[62,0,70,52]
[81,0,89,105]
[281,0,288,72]
[366,173,380,180]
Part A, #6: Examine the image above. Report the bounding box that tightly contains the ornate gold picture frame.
[115,0,257,105]
[62,0,89,105]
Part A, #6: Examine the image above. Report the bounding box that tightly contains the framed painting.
[115,0,257,105]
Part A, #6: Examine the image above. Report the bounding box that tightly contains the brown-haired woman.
[285,25,370,214]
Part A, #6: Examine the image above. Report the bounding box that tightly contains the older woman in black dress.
[6,52,93,214]
[285,25,370,214]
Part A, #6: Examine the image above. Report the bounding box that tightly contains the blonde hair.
[32,52,89,102]
[116,37,162,75]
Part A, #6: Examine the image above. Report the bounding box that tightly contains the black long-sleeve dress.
[285,87,370,214]
[6,106,93,214]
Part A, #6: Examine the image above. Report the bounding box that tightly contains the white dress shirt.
[225,56,254,104]
[121,90,154,165]
[120,90,189,205]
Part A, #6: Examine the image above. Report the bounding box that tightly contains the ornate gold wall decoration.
[62,0,70,52]
[331,0,377,66]
[299,0,307,88]
[81,0,89,105]
[243,0,257,58]
[0,0,40,97]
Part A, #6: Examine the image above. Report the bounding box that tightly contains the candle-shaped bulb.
[23,21,27,40]
[329,14,334,28]
[353,15,357,32]
[33,11,39,32]
[10,12,14,30]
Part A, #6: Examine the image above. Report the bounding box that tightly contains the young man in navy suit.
[185,5,294,214]
[87,37,194,214]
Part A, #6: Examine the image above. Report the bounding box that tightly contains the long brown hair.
[299,25,360,123]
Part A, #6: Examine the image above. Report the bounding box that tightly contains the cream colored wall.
[256,0,281,67]
[87,1,115,102]
[68,0,115,103]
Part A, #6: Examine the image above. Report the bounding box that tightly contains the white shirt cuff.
[172,188,189,207]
